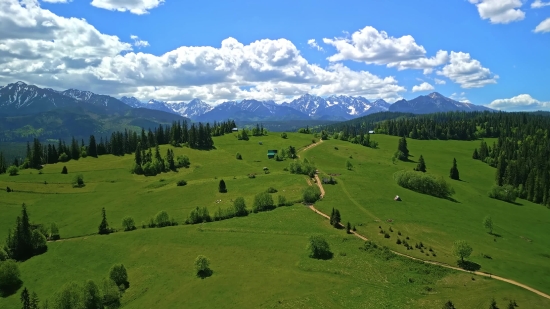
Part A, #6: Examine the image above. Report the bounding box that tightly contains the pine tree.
[346,222,351,234]
[489,298,499,309]
[98,207,110,235]
[0,151,6,174]
[218,179,227,193]
[450,158,460,180]
[415,155,426,172]
[333,210,341,228]
[30,292,39,309]
[88,135,98,158]
[20,287,30,309]
[135,143,142,165]
[472,148,479,160]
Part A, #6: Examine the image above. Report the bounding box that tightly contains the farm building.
[267,150,278,159]
[368,130,375,134]
[232,128,239,132]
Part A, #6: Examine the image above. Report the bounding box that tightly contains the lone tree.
[218,179,227,193]
[109,264,129,290]
[346,160,353,171]
[489,298,499,309]
[450,158,460,180]
[453,240,473,263]
[415,155,426,172]
[61,166,68,174]
[233,197,248,217]
[194,255,212,278]
[442,300,456,309]
[98,207,111,235]
[483,215,494,234]
[397,136,409,161]
[20,287,30,309]
[307,235,332,259]
[346,222,351,234]
[329,208,341,228]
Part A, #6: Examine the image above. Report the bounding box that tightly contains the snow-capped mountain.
[196,99,309,122]
[120,96,144,108]
[144,99,179,115]
[389,92,493,114]
[61,88,129,113]
[169,99,214,119]
[285,94,390,120]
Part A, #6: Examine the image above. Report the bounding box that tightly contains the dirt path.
[299,144,550,301]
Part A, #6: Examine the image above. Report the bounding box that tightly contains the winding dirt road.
[298,140,550,301]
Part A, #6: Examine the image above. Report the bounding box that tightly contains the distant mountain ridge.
[389,92,493,114]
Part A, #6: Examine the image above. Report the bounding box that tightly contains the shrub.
[109,264,129,289]
[61,166,68,174]
[58,153,69,162]
[6,187,11,193]
[253,192,275,213]
[307,235,332,259]
[7,166,18,176]
[396,238,402,245]
[122,216,136,231]
[102,278,121,307]
[384,233,390,238]
[0,260,22,294]
[303,186,321,204]
[277,195,289,207]
[155,211,171,227]
[130,163,143,175]
[248,173,256,178]
[233,197,248,217]
[176,180,187,186]
[488,185,517,203]
[235,153,242,160]
[31,230,47,254]
[175,155,190,168]
[50,222,60,240]
[281,132,288,139]
[393,170,455,199]
[266,187,278,193]
[186,207,212,224]
[288,159,317,177]
[194,255,211,278]
[73,174,85,188]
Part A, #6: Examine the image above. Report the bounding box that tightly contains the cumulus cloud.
[0,1,406,103]
[534,18,550,33]
[91,0,165,15]
[450,92,471,103]
[130,35,150,48]
[323,26,427,65]
[532,0,550,8]
[469,0,525,24]
[42,0,72,3]
[387,50,449,74]
[486,94,550,111]
[434,78,446,85]
[412,82,434,93]
[307,39,323,51]
[437,52,498,88]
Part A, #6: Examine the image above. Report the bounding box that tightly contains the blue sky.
[1,0,549,110]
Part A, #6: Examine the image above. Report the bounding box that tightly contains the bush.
[277,195,289,207]
[73,174,85,188]
[176,180,187,186]
[253,192,275,213]
[288,159,317,177]
[307,235,332,259]
[31,230,47,254]
[61,166,68,174]
[58,153,69,162]
[0,249,7,262]
[154,211,171,227]
[281,132,288,139]
[186,207,212,224]
[266,187,278,193]
[109,264,129,290]
[488,185,517,203]
[122,216,136,231]
[0,260,22,294]
[194,255,211,278]
[7,166,18,176]
[233,197,248,217]
[130,163,143,175]
[235,153,242,160]
[393,170,455,199]
[303,186,321,204]
[50,222,60,240]
[175,155,190,168]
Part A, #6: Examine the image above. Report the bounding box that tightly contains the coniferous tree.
[30,291,39,309]
[442,300,456,309]
[70,137,80,160]
[472,148,479,160]
[88,135,98,158]
[0,151,6,174]
[134,143,142,166]
[396,136,409,161]
[98,207,110,235]
[332,209,341,228]
[415,155,426,172]
[218,179,227,193]
[450,158,460,180]
[20,287,30,309]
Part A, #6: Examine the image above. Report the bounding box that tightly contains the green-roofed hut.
[267,150,278,159]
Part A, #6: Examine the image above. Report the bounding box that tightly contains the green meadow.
[1,133,549,308]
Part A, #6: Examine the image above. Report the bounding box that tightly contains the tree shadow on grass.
[197,269,213,279]
[0,280,22,298]
[457,260,481,271]
[488,232,502,238]
[311,252,334,260]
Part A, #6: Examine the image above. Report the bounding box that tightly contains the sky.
[0,0,549,111]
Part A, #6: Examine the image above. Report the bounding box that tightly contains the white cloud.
[534,18,550,33]
[0,1,406,103]
[130,35,149,48]
[532,0,550,8]
[90,0,165,15]
[450,92,471,103]
[323,26,427,65]
[307,39,323,51]
[412,82,434,93]
[387,50,449,74]
[486,94,550,111]
[42,0,72,3]
[469,0,525,24]
[437,52,498,88]
[434,78,446,85]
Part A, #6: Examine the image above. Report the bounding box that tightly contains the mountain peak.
[428,92,445,99]
[15,81,27,86]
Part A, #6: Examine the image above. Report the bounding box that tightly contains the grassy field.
[302,135,550,296]
[1,132,549,308]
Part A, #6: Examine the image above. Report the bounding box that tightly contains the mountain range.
[0,81,496,142]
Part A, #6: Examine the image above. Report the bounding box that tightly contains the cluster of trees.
[393,170,455,199]
[393,136,410,161]
[288,158,317,177]
[131,143,190,176]
[210,120,237,137]
[3,204,48,261]
[332,131,378,149]
[442,297,517,309]
[275,145,297,161]
[329,208,341,228]
[303,186,321,204]
[251,123,267,136]
[307,235,332,259]
[186,207,212,224]
[252,192,276,213]
[488,185,518,203]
